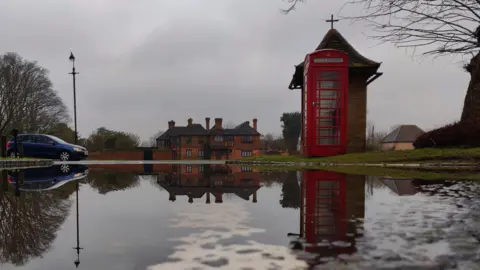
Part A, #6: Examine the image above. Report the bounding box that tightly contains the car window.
[36,135,54,144]
[18,135,33,143]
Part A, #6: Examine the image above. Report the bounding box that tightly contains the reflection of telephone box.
[302,170,347,250]
[302,49,348,157]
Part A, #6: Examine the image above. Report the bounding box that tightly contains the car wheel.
[60,164,71,174]
[59,151,71,161]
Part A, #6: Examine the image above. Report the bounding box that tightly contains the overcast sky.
[0,0,470,141]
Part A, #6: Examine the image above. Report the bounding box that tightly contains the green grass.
[246,148,480,164]
[255,165,480,181]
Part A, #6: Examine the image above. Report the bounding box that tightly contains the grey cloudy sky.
[0,0,469,141]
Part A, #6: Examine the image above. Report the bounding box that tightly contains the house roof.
[382,125,425,143]
[288,28,381,90]
[157,124,209,140]
[157,121,261,140]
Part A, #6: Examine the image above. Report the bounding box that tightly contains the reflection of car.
[6,134,88,161]
[8,165,89,191]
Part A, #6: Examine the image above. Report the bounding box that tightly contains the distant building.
[381,125,425,151]
[156,117,261,160]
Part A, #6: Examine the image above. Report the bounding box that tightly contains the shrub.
[413,121,480,148]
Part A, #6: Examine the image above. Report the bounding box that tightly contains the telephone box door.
[303,49,348,157]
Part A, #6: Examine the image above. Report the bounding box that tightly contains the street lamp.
[69,52,79,145]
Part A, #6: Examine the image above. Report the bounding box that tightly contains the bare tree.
[339,0,480,124]
[0,52,69,135]
[281,0,305,13]
[148,130,165,147]
[366,122,388,151]
[223,121,237,129]
[340,0,480,56]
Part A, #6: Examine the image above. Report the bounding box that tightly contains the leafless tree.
[339,0,480,124]
[0,52,69,135]
[0,185,73,266]
[340,0,480,56]
[366,122,388,151]
[148,130,165,147]
[223,121,237,129]
[281,0,305,13]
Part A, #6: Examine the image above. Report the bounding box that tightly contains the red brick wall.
[89,150,171,160]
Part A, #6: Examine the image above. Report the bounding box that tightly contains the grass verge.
[254,165,480,181]
[246,148,480,164]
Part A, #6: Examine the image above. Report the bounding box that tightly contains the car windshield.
[46,135,69,144]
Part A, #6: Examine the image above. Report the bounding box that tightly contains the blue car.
[6,134,88,161]
[8,165,89,191]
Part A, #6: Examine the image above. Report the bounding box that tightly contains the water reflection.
[157,165,260,204]
[0,165,478,269]
[288,171,365,266]
[0,165,87,267]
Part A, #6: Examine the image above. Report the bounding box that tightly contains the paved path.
[54,160,227,165]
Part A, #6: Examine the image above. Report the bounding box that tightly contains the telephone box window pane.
[320,99,338,108]
[319,128,336,136]
[320,90,339,98]
[317,71,340,80]
[320,137,339,145]
[318,81,340,89]
[320,109,337,117]
[319,118,337,126]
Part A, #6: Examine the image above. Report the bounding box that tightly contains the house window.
[214,135,223,142]
[186,136,192,145]
[198,150,204,157]
[186,166,192,173]
[242,136,252,142]
[241,151,252,157]
[199,165,204,172]
[186,149,192,157]
[241,166,252,172]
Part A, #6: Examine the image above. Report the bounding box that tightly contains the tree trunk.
[461,52,480,124]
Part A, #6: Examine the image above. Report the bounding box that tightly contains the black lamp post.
[69,52,79,145]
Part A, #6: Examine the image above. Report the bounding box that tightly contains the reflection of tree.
[87,171,140,194]
[0,185,73,266]
[279,172,301,209]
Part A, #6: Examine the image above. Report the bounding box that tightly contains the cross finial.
[326,14,339,29]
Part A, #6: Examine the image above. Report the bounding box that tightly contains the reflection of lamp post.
[73,180,83,267]
[69,52,79,145]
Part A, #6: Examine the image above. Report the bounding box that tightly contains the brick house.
[287,28,383,153]
[381,125,424,151]
[156,117,261,160]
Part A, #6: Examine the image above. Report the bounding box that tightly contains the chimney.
[206,192,211,204]
[253,118,258,131]
[214,193,223,203]
[214,118,223,129]
[205,117,210,130]
[187,118,193,126]
[252,191,257,203]
[168,120,175,129]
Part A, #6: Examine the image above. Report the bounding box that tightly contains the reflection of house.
[156,118,261,160]
[382,125,424,151]
[156,164,261,203]
[380,178,418,196]
[289,171,365,266]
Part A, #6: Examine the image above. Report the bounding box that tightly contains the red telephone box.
[302,170,348,253]
[302,49,348,157]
